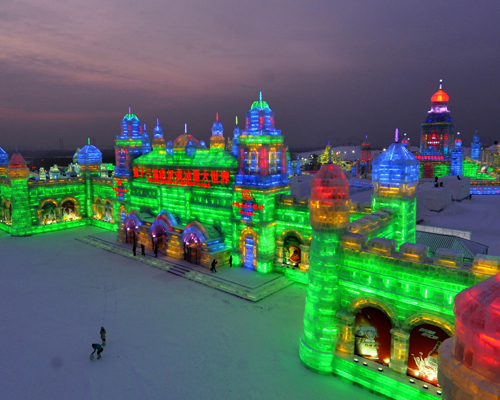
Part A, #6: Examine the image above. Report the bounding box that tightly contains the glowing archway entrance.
[150,220,169,250]
[184,231,202,264]
[124,213,141,244]
[240,227,258,269]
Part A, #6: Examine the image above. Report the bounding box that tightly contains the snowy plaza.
[1,193,499,399]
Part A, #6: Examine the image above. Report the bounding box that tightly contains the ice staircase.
[77,235,293,302]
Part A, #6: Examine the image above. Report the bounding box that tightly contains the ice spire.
[216,112,219,122]
[395,128,399,143]
[259,91,262,101]
[184,123,187,134]
[129,107,131,114]
[439,79,443,90]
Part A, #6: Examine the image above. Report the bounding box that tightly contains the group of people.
[90,327,106,360]
[132,242,160,257]
[210,255,232,272]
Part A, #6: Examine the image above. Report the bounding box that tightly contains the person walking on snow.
[141,244,145,256]
[154,245,158,258]
[100,327,106,346]
[133,243,137,256]
[90,343,104,360]
[210,259,218,273]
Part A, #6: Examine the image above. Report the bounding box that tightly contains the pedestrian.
[229,255,233,268]
[90,343,104,360]
[434,175,438,183]
[133,243,137,256]
[457,175,461,180]
[141,244,145,256]
[210,258,218,273]
[154,245,158,258]
[100,327,106,346]
[469,193,472,200]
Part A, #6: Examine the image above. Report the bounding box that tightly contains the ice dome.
[78,144,102,165]
[153,122,164,138]
[431,89,449,104]
[211,114,224,136]
[9,153,27,168]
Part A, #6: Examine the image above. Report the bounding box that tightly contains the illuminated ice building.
[414,81,500,193]
[0,95,499,400]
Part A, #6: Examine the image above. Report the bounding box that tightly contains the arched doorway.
[124,215,140,244]
[104,201,113,222]
[150,220,169,251]
[184,231,202,264]
[354,306,392,366]
[407,323,450,386]
[240,227,257,269]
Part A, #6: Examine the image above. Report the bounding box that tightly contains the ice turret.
[142,123,152,154]
[114,108,144,177]
[294,155,302,175]
[232,116,240,157]
[210,113,225,151]
[300,160,351,373]
[372,129,419,248]
[471,130,482,161]
[152,119,166,151]
[451,134,464,176]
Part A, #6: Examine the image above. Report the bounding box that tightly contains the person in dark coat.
[133,243,137,256]
[210,259,218,273]
[154,245,158,258]
[434,175,438,183]
[229,255,233,268]
[100,327,106,346]
[141,244,145,256]
[90,343,104,360]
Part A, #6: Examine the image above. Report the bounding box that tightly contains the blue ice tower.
[232,117,240,157]
[371,131,420,248]
[471,131,482,161]
[295,155,302,175]
[142,124,152,154]
[114,108,145,177]
[451,137,464,176]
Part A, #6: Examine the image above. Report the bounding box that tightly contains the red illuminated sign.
[242,190,253,200]
[113,178,129,197]
[232,201,264,216]
[133,167,230,188]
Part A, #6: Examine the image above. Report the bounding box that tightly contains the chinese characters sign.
[232,202,264,216]
[113,178,129,197]
[133,166,231,188]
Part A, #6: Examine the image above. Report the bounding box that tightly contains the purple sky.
[1,0,499,151]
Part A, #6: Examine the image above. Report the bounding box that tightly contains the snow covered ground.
[1,194,497,399]
[419,195,500,255]
[0,227,381,400]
